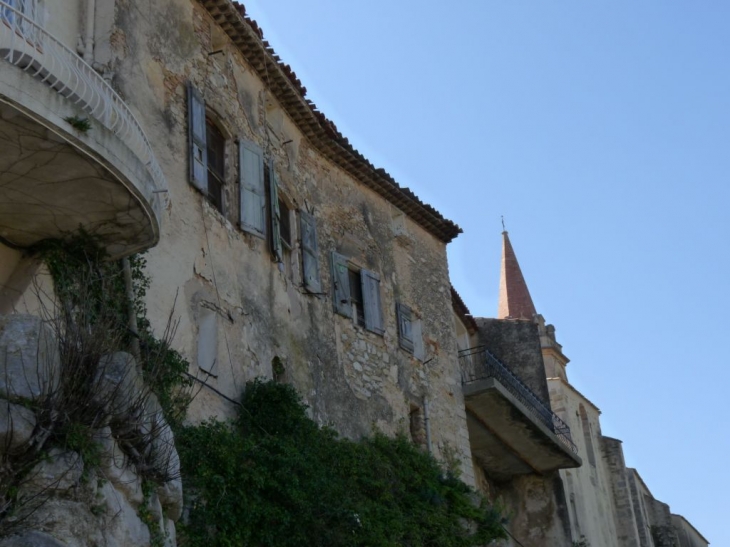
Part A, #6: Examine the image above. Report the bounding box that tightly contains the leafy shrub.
[177,379,506,547]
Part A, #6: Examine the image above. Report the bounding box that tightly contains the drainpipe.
[121,257,141,362]
[83,0,95,63]
[423,396,433,454]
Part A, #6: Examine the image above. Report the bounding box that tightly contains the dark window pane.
[348,269,365,327]
[279,199,291,247]
[206,120,225,213]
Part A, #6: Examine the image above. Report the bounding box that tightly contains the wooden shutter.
[197,307,218,375]
[361,269,384,335]
[397,303,414,353]
[187,84,207,193]
[300,212,321,293]
[331,252,351,317]
[239,139,266,237]
[269,161,282,261]
[412,320,425,361]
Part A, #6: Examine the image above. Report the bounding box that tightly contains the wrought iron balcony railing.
[0,0,166,194]
[459,345,578,455]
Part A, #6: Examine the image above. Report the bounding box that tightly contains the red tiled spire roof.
[497,231,537,320]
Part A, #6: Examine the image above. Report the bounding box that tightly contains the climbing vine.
[177,379,507,547]
[32,234,192,425]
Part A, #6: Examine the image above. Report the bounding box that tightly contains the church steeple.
[497,231,537,320]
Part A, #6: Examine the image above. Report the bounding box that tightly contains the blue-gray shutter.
[412,320,425,361]
[361,269,384,335]
[239,139,266,237]
[270,161,282,261]
[187,84,207,193]
[300,212,321,293]
[331,252,351,317]
[197,306,218,375]
[397,303,414,353]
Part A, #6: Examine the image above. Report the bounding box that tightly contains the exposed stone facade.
[0,1,711,546]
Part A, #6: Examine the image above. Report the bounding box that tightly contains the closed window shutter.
[361,269,384,335]
[331,252,351,317]
[197,307,218,375]
[187,84,207,193]
[412,320,425,361]
[397,303,414,353]
[239,139,266,237]
[300,211,321,293]
[269,161,282,261]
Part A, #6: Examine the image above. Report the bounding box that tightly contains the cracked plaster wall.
[104,0,474,483]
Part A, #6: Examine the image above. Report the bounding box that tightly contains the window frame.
[331,252,384,335]
[205,118,226,214]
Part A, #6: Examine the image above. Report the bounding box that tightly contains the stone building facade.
[0,0,475,510]
[0,0,711,546]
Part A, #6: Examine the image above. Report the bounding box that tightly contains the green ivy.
[177,379,507,547]
[32,234,192,425]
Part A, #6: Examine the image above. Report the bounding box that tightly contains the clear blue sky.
[242,1,728,543]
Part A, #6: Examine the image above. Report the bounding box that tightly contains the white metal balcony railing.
[0,0,166,194]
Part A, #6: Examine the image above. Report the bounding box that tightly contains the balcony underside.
[0,50,162,258]
[465,378,581,480]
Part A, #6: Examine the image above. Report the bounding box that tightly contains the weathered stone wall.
[98,0,473,483]
[645,497,679,547]
[627,469,654,547]
[474,318,551,404]
[602,436,641,547]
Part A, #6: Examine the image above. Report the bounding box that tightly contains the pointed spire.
[497,231,537,320]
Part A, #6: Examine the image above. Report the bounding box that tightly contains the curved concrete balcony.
[0,2,167,258]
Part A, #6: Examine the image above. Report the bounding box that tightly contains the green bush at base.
[177,379,506,547]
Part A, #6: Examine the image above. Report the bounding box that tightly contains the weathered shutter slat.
[197,307,218,375]
[361,269,384,335]
[397,303,414,353]
[331,252,351,317]
[270,161,282,261]
[239,139,266,237]
[412,320,425,361]
[187,84,207,193]
[300,212,321,293]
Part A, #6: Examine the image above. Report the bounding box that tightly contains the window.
[279,198,292,249]
[206,120,225,213]
[397,303,425,360]
[348,268,365,327]
[331,252,384,335]
[187,84,226,214]
[300,211,321,293]
[1,0,38,28]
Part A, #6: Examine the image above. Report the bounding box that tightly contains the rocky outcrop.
[0,315,60,401]
[0,401,36,453]
[0,314,183,547]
